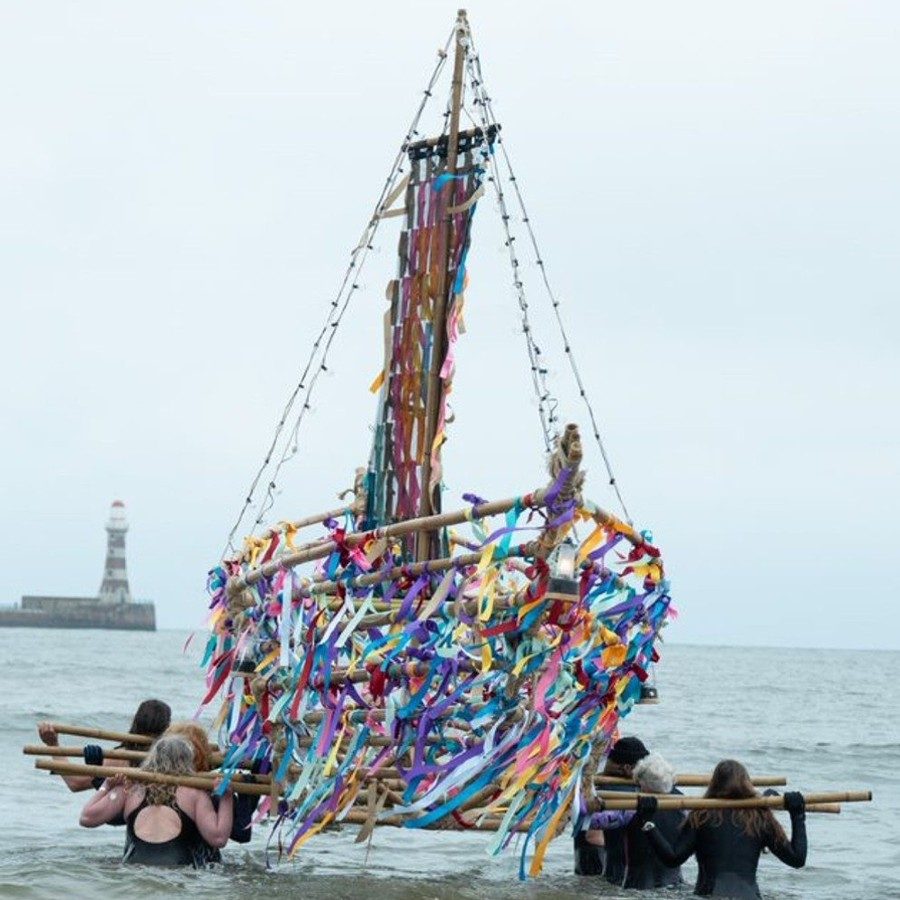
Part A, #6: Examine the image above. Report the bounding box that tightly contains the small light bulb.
[555,544,577,580]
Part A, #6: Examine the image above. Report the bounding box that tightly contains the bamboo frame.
[229,463,648,597]
[230,490,548,594]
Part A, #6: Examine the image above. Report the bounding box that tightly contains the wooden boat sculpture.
[200,10,672,876]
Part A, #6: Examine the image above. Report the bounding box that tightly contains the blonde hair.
[140,735,196,806]
[633,753,676,794]
[165,721,212,772]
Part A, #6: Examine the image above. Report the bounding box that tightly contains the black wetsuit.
[622,793,685,889]
[602,782,637,884]
[647,809,807,898]
[573,829,605,876]
[123,799,209,868]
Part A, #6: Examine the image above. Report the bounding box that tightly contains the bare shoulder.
[124,785,146,815]
[176,786,206,811]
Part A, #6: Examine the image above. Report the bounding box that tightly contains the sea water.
[0,630,896,899]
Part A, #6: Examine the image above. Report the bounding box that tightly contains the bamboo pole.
[35,760,269,797]
[231,490,548,594]
[24,745,254,771]
[45,724,155,746]
[593,791,871,811]
[416,8,470,561]
[230,487,647,594]
[41,723,221,752]
[265,504,358,540]
[597,774,787,788]
[24,745,147,763]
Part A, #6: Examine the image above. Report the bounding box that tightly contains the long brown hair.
[688,759,786,843]
[123,699,172,751]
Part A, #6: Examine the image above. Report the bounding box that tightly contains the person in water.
[165,720,261,853]
[638,759,807,898]
[79,735,233,867]
[589,752,685,889]
[38,698,172,792]
[574,735,649,877]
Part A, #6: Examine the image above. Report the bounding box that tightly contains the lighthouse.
[98,500,133,604]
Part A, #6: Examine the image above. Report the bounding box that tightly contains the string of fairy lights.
[465,37,633,523]
[222,28,455,557]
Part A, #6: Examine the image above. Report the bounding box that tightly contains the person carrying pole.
[637,759,807,898]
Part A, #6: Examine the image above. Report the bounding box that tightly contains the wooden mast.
[416,9,468,561]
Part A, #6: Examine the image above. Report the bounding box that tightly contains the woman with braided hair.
[79,735,233,867]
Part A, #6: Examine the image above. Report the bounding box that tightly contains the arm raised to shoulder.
[178,784,235,849]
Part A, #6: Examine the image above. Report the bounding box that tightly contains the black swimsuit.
[123,798,209,868]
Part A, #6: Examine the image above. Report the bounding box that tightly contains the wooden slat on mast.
[416,9,469,561]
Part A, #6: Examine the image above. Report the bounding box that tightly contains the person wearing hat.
[574,736,649,879]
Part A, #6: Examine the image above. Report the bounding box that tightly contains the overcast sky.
[2,1,897,648]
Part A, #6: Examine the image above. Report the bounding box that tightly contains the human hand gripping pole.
[83,745,104,767]
[37,722,59,747]
[783,791,805,818]
[635,795,659,829]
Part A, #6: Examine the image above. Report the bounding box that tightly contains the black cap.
[608,736,649,767]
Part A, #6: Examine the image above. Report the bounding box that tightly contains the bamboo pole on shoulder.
[591,791,871,812]
[42,723,220,752]
[35,759,269,796]
[597,773,787,788]
[33,747,828,811]
[23,745,254,771]
[24,745,147,763]
[45,724,154,746]
[36,757,852,819]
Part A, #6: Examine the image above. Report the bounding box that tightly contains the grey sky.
[2,1,897,648]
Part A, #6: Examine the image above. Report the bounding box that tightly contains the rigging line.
[222,30,455,558]
[466,49,633,524]
[464,63,557,455]
[242,35,458,545]
[252,238,375,530]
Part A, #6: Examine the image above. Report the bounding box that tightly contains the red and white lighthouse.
[98,500,132,604]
